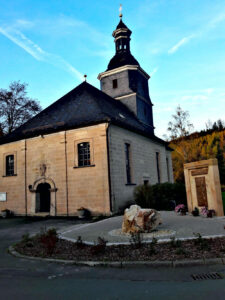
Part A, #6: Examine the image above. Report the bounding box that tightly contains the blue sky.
[0,0,225,137]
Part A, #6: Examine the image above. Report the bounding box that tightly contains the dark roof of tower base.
[0,82,170,149]
[107,52,140,71]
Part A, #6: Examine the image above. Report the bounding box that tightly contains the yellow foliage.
[169,130,225,182]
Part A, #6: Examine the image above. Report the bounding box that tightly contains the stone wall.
[0,140,26,215]
[0,124,111,216]
[108,125,173,212]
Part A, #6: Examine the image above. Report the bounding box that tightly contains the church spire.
[107,9,139,71]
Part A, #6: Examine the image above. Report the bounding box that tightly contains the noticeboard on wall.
[0,192,7,202]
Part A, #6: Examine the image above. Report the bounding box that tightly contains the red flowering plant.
[175,204,187,215]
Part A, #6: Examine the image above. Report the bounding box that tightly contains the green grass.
[222,192,225,214]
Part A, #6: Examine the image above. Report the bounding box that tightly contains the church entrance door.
[36,183,51,213]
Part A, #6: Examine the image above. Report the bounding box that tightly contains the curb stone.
[8,246,225,268]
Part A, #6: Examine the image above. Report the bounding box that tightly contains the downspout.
[25,139,27,216]
[106,123,113,213]
[64,131,69,216]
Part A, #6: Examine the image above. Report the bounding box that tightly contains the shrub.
[192,207,199,216]
[130,232,143,249]
[170,236,182,248]
[149,237,158,255]
[193,233,210,251]
[39,227,58,255]
[134,182,187,210]
[91,237,108,255]
[75,236,85,249]
[21,233,31,244]
[133,184,154,209]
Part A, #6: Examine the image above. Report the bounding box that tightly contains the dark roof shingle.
[0,82,168,147]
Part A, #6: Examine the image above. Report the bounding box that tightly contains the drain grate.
[191,272,223,281]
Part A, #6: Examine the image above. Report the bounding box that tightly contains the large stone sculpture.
[122,205,162,233]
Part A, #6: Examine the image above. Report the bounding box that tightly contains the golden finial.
[119,4,123,19]
[84,74,87,82]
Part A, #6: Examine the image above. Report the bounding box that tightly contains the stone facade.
[0,122,173,216]
[0,124,111,216]
[99,66,154,133]
[184,158,224,216]
[108,125,173,212]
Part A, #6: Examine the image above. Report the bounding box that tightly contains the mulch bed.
[14,233,225,262]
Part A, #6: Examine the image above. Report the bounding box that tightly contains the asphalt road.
[1,218,225,300]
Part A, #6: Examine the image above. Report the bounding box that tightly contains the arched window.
[78,142,91,167]
[6,155,14,176]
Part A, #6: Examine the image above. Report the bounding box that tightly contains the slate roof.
[107,52,140,71]
[0,82,169,148]
[116,20,129,30]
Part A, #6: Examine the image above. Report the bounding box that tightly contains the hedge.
[134,182,187,210]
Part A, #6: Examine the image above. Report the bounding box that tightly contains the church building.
[0,15,173,216]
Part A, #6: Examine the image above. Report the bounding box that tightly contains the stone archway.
[30,177,57,216]
[36,182,51,213]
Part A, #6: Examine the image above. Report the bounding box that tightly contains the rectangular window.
[112,79,118,89]
[6,155,14,176]
[166,157,170,182]
[125,143,131,184]
[78,142,91,167]
[156,152,160,183]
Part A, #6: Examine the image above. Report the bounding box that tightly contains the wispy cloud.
[168,35,194,54]
[0,26,83,80]
[181,94,208,102]
[150,67,158,77]
[168,11,225,55]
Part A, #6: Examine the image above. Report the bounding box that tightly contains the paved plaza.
[60,212,225,244]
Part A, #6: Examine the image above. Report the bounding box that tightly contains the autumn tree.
[169,130,225,184]
[0,81,41,134]
[167,105,194,140]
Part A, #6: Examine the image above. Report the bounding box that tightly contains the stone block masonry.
[108,125,173,212]
[0,123,111,216]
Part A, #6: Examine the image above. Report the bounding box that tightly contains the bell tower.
[98,8,154,133]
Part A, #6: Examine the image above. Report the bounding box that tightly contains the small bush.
[21,233,31,244]
[39,227,58,255]
[192,207,199,216]
[91,237,108,255]
[170,237,182,248]
[130,232,143,249]
[193,233,210,251]
[75,236,85,249]
[134,182,187,210]
[134,184,154,209]
[149,237,158,255]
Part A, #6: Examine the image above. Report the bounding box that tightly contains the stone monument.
[184,158,224,216]
[122,205,162,233]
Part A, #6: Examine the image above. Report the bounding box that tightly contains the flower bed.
[14,229,225,262]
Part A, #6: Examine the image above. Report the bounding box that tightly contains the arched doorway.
[36,183,51,213]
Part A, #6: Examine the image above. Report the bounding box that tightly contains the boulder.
[122,205,162,233]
